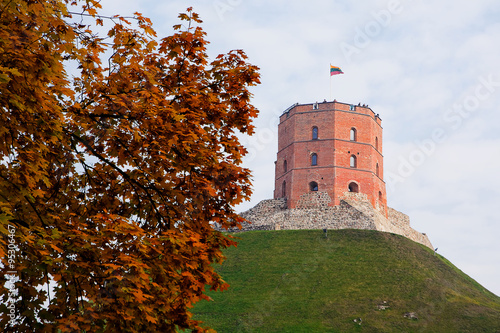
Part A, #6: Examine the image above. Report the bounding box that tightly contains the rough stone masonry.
[222,191,433,249]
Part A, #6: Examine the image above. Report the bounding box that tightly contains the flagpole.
[329,64,344,101]
[329,64,332,101]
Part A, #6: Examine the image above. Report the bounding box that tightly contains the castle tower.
[273,100,387,215]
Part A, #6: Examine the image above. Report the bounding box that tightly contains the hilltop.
[193,230,500,332]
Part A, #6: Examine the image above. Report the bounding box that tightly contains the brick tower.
[273,100,387,215]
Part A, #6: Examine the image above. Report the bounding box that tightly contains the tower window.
[309,181,318,192]
[284,160,287,173]
[348,182,359,193]
[350,128,357,141]
[375,136,379,151]
[311,153,318,166]
[379,191,383,201]
[350,155,357,168]
[376,163,379,177]
[282,181,286,198]
[313,102,318,110]
[349,104,355,111]
[312,126,318,140]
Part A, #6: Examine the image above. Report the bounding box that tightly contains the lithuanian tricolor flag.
[330,65,344,76]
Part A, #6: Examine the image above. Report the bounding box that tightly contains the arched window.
[312,126,318,140]
[311,153,318,166]
[284,160,287,173]
[375,137,379,151]
[379,191,383,201]
[282,181,286,198]
[348,182,359,193]
[350,155,357,168]
[376,163,379,177]
[350,128,357,141]
[309,181,318,192]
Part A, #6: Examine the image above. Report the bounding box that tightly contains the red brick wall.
[274,101,387,215]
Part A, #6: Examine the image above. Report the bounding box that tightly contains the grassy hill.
[193,229,500,332]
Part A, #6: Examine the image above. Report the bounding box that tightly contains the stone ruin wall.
[229,192,433,249]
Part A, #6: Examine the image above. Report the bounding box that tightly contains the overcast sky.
[101,0,500,296]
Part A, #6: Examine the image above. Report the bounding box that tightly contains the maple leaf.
[0,1,259,332]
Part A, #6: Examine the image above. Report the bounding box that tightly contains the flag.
[330,65,344,76]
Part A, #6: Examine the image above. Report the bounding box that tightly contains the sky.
[100,0,500,296]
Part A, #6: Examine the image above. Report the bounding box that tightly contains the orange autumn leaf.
[0,2,259,332]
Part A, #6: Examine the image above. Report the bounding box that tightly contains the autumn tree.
[0,1,259,331]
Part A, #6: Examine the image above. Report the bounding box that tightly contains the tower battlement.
[219,100,433,249]
[274,100,386,215]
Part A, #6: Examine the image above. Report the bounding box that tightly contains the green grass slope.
[193,229,500,332]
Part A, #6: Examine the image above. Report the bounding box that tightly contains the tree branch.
[64,128,168,228]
